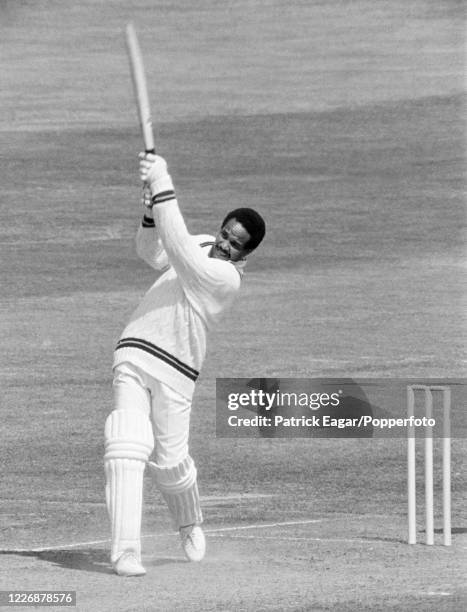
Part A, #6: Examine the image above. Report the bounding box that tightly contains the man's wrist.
[148,173,174,198]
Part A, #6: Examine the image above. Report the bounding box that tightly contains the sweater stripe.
[115,337,199,382]
[151,190,176,205]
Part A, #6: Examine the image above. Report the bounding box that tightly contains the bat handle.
[145,148,156,155]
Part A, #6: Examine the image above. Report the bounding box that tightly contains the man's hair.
[221,208,266,251]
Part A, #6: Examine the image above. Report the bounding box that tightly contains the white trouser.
[113,362,191,467]
[104,362,202,564]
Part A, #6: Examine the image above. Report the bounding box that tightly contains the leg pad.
[105,408,154,461]
[104,409,154,563]
[148,456,202,529]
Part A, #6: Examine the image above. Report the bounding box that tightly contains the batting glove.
[141,183,152,208]
[139,152,174,198]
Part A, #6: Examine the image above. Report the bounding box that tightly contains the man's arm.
[135,205,169,271]
[139,154,240,311]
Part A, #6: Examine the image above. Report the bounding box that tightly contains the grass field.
[0,1,466,611]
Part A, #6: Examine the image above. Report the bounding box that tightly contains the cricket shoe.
[179,524,206,562]
[113,551,146,577]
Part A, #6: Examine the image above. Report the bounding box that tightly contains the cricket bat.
[125,22,155,154]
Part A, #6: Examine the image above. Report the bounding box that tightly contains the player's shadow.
[0,549,183,574]
[369,526,467,544]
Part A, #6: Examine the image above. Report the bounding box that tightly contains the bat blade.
[125,22,155,153]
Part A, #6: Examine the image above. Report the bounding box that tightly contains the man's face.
[209,218,251,262]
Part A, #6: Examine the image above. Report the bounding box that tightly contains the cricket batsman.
[104,152,266,576]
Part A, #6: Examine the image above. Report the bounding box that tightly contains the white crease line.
[204,519,323,534]
[211,534,384,544]
[2,538,111,553]
[1,519,323,553]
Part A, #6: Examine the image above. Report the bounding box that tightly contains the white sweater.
[113,199,244,399]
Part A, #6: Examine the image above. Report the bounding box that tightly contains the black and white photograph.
[1,1,466,610]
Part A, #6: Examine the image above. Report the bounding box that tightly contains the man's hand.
[139,153,174,199]
[141,183,152,208]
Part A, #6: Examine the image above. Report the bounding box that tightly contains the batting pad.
[104,409,154,563]
[148,455,203,529]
